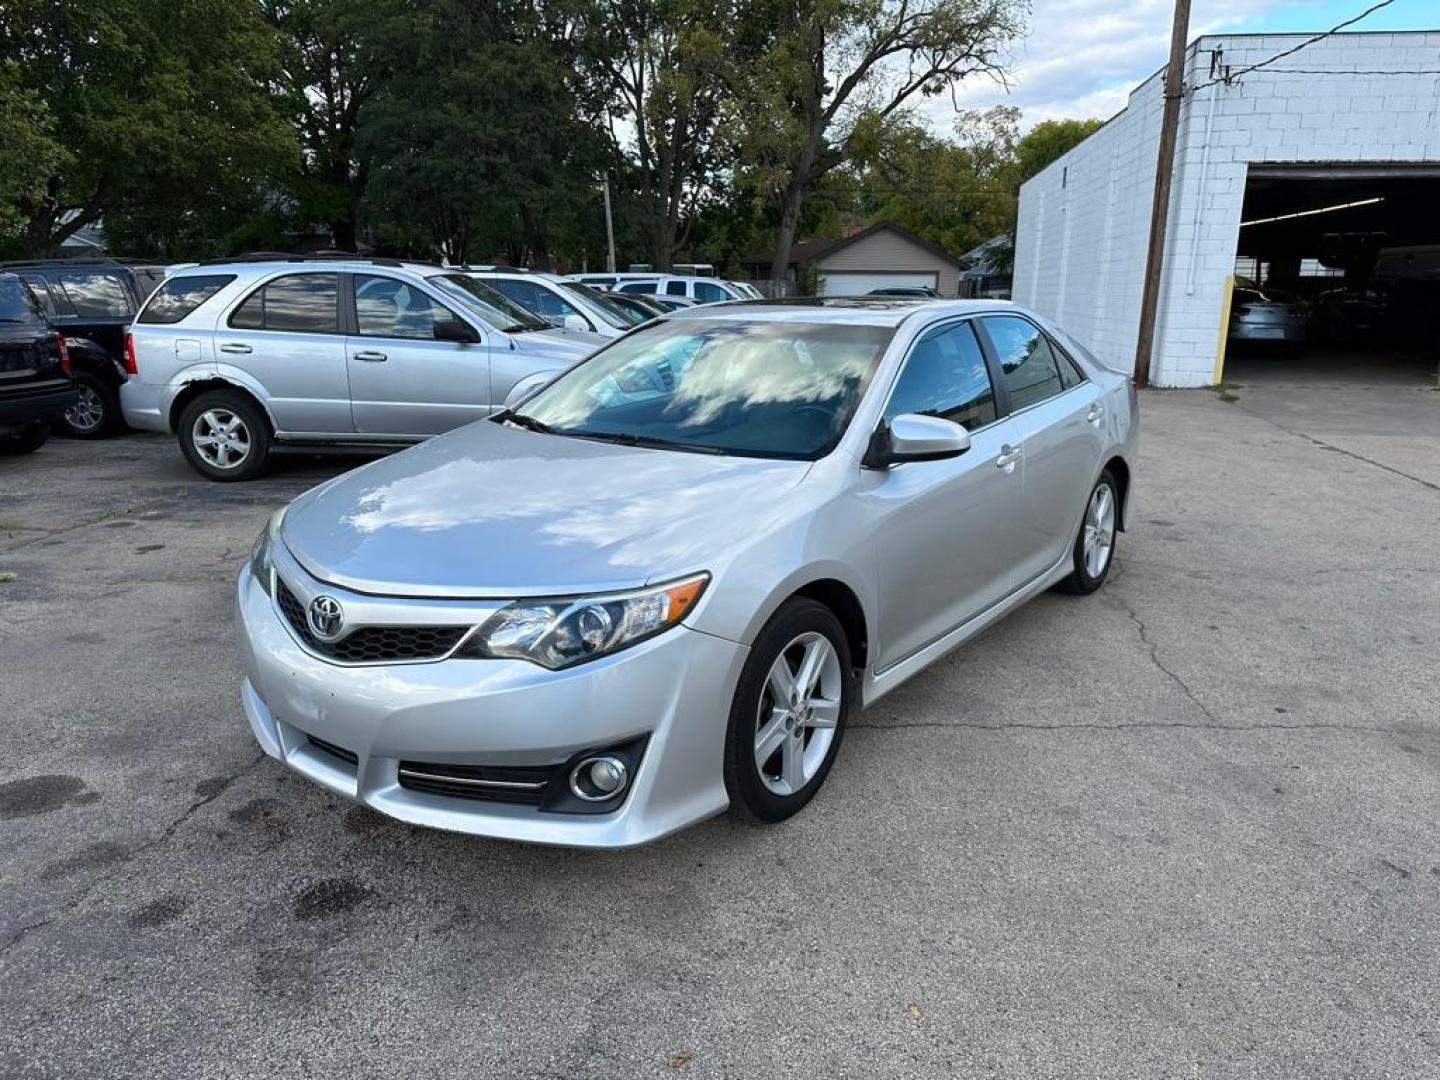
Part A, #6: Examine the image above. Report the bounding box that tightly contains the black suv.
[0,273,77,455]
[0,258,168,438]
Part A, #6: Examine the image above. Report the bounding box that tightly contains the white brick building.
[1014,31,1440,387]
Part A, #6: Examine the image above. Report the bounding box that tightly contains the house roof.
[743,221,964,272]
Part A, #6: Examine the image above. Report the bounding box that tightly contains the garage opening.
[1222,165,1440,387]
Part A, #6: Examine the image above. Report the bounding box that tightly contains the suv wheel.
[723,598,855,823]
[62,372,124,438]
[177,390,272,482]
[0,421,51,455]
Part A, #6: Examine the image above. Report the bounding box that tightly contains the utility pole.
[1133,0,1193,387]
[602,172,617,274]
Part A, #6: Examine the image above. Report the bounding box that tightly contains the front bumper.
[236,561,747,848]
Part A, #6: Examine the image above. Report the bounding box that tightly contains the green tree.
[1014,117,1104,186]
[0,0,295,257]
[0,62,61,246]
[734,0,1025,284]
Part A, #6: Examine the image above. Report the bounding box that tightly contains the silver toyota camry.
[237,299,1137,847]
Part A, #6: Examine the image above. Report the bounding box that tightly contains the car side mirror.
[867,413,971,468]
[562,313,590,333]
[434,318,479,344]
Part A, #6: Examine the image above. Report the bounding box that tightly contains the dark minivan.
[0,273,77,455]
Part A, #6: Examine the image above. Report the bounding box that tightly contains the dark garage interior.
[1224,165,1440,386]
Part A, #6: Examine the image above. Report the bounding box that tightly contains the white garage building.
[1014,30,1440,387]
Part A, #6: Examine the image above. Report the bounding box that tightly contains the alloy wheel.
[64,385,104,434]
[754,631,842,796]
[1082,482,1116,578]
[192,408,251,469]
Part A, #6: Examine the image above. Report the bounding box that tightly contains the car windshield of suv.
[508,319,895,460]
[0,277,45,325]
[429,273,549,332]
[559,281,633,330]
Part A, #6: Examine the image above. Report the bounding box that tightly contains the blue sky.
[940,0,1435,130]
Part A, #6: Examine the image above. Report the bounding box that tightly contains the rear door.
[345,273,491,436]
[977,314,1106,586]
[214,272,351,435]
[0,277,67,401]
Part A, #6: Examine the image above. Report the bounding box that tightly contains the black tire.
[61,371,125,438]
[723,597,856,824]
[0,421,51,455]
[176,389,272,482]
[1056,468,1120,595]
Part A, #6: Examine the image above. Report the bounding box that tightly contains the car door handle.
[1086,403,1105,425]
[996,444,1022,472]
[219,343,252,355]
[353,350,387,362]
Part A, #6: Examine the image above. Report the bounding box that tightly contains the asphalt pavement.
[1,379,1436,1078]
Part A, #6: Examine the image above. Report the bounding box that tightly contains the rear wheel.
[723,598,855,823]
[1057,469,1119,595]
[177,390,272,482]
[61,371,124,438]
[0,421,51,455]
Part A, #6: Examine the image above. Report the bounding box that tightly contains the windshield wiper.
[502,412,553,434]
[564,430,726,455]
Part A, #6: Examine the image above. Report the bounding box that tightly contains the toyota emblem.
[307,595,345,641]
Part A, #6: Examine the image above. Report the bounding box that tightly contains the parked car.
[0,272,78,455]
[1228,286,1311,344]
[869,286,942,298]
[1312,286,1388,339]
[120,257,600,481]
[609,275,748,303]
[637,294,700,312]
[469,271,634,338]
[236,299,1137,847]
[602,292,670,324]
[1,257,169,437]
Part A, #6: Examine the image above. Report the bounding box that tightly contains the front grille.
[275,577,470,664]
[307,735,358,767]
[397,760,558,806]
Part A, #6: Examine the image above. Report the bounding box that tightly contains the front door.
[978,315,1107,585]
[866,318,1026,672]
[346,274,492,436]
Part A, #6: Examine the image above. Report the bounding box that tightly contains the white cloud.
[928,0,1310,130]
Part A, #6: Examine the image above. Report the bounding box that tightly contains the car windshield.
[429,273,549,332]
[0,277,45,325]
[559,281,634,329]
[507,318,895,460]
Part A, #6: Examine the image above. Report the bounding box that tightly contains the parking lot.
[1,379,1437,1078]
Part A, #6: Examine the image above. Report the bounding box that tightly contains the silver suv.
[120,257,602,481]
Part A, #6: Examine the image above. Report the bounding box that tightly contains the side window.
[1053,340,1086,389]
[983,315,1064,411]
[354,275,456,339]
[19,275,59,317]
[694,281,728,303]
[665,280,687,296]
[618,281,656,294]
[229,273,338,333]
[53,271,133,317]
[883,320,996,432]
[137,274,235,325]
[0,277,47,327]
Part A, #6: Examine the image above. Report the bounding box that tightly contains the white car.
[469,272,635,339]
[575,273,753,304]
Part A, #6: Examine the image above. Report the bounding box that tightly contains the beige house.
[743,222,963,297]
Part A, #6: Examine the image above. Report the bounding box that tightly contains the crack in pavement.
[0,497,177,555]
[1234,404,1440,494]
[1104,590,1222,725]
[0,751,265,959]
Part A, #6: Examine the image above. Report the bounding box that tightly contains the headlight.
[248,509,284,596]
[460,573,709,669]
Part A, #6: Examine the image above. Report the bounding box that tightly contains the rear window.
[138,274,236,325]
[52,270,134,317]
[0,277,46,327]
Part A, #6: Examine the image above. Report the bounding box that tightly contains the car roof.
[662,297,1015,327]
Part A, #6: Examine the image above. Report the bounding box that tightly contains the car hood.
[508,328,604,363]
[280,419,813,597]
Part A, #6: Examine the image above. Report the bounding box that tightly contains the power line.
[1190,0,1402,93]
[1238,67,1440,76]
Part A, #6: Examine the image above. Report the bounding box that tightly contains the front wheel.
[723,598,855,823]
[1057,469,1119,595]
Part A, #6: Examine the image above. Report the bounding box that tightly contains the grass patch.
[0,571,17,584]
[1205,381,1242,403]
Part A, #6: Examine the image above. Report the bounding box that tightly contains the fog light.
[569,754,628,802]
